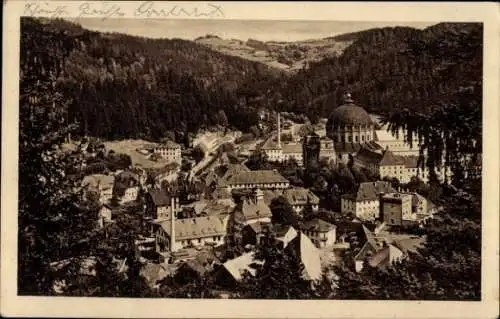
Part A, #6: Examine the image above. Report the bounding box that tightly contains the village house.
[81,174,115,203]
[353,225,424,272]
[380,193,414,226]
[174,250,221,285]
[111,170,143,204]
[98,203,113,228]
[281,187,320,215]
[341,181,396,221]
[286,233,322,281]
[216,231,322,286]
[241,221,269,247]
[152,215,226,254]
[239,188,273,225]
[355,147,450,184]
[221,169,290,191]
[272,224,299,249]
[380,191,434,226]
[145,189,181,220]
[152,140,182,164]
[301,218,336,248]
[214,252,263,287]
[242,222,299,249]
[319,136,337,163]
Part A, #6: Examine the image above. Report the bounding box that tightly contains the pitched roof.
[354,226,387,261]
[261,134,281,150]
[181,250,221,276]
[368,244,404,268]
[156,140,181,149]
[225,170,289,186]
[81,174,115,190]
[282,187,320,206]
[342,181,396,202]
[271,224,297,238]
[148,189,173,207]
[241,198,272,221]
[301,218,336,233]
[334,142,363,154]
[288,233,322,281]
[411,192,427,207]
[222,252,263,281]
[282,143,302,154]
[262,189,282,206]
[245,221,272,234]
[355,147,383,164]
[140,263,174,287]
[156,216,226,240]
[379,150,405,166]
[202,200,234,216]
[403,156,419,168]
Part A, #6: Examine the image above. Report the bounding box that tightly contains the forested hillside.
[21,18,482,144]
[21,18,282,140]
[276,23,483,122]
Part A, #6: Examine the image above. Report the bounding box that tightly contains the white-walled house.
[341,181,395,221]
[153,215,226,253]
[152,140,182,164]
[301,218,336,248]
[281,187,320,215]
[222,170,290,191]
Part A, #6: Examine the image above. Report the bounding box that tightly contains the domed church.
[326,93,382,163]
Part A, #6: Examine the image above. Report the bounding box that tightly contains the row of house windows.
[333,135,371,143]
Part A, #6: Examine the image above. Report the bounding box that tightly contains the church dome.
[327,93,373,127]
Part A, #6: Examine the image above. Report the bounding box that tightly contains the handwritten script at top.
[23,1,224,19]
[134,2,224,18]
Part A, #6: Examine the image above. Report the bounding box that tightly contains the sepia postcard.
[1,1,499,318]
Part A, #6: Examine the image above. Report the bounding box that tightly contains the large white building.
[153,140,182,164]
[261,113,336,166]
[355,147,450,184]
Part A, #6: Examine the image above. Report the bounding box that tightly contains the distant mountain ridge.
[272,23,482,121]
[21,17,281,140]
[22,18,482,144]
[195,34,353,72]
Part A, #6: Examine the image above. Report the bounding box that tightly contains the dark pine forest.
[21,18,482,142]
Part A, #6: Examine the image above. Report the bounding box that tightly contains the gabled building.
[285,233,322,281]
[222,169,290,191]
[152,215,226,253]
[380,191,434,226]
[281,187,320,215]
[353,225,424,272]
[81,174,115,203]
[214,251,263,287]
[380,193,414,226]
[153,140,182,164]
[145,189,181,220]
[239,188,273,225]
[301,218,336,248]
[341,181,396,221]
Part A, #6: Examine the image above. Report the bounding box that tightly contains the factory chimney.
[170,195,177,253]
[277,112,281,148]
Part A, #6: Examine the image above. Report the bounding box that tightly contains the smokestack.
[170,196,177,253]
[277,113,281,148]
